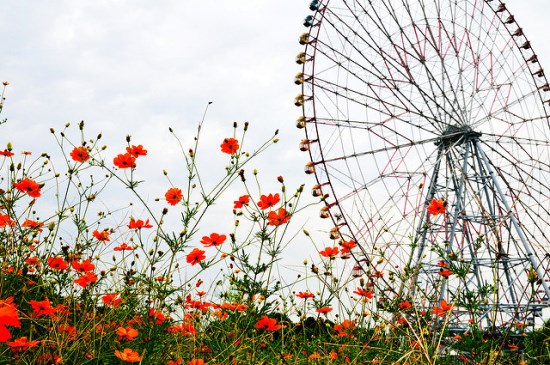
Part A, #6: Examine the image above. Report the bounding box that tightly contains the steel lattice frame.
[296,0,550,328]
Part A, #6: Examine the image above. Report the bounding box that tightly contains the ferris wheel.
[296,0,550,328]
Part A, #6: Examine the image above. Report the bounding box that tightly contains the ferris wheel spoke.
[321,6,452,128]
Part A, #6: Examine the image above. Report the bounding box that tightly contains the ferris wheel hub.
[436,125,482,147]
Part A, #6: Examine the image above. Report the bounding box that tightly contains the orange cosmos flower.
[186,248,206,266]
[6,336,39,352]
[126,145,147,158]
[47,257,69,271]
[334,319,356,337]
[74,272,98,288]
[340,240,356,254]
[0,297,20,342]
[200,233,226,247]
[233,194,250,209]
[114,243,134,251]
[30,298,56,318]
[353,287,373,299]
[296,291,314,299]
[257,193,280,210]
[24,256,40,267]
[13,178,41,198]
[102,293,122,307]
[319,246,339,258]
[71,258,95,272]
[267,208,291,226]
[427,198,446,215]
[113,153,136,169]
[315,307,333,314]
[254,315,281,331]
[165,187,183,206]
[70,146,90,162]
[0,213,15,228]
[116,326,139,341]
[437,260,449,267]
[92,229,110,242]
[149,308,167,325]
[188,359,207,365]
[220,137,239,155]
[127,217,153,229]
[398,300,412,310]
[114,348,142,363]
[22,219,44,231]
[167,359,183,365]
[432,299,453,317]
[438,269,453,278]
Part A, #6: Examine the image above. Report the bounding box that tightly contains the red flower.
[296,292,314,299]
[114,243,134,251]
[30,298,56,318]
[340,240,356,254]
[71,258,95,272]
[102,293,122,307]
[47,257,69,271]
[353,287,373,299]
[427,198,446,216]
[432,299,453,317]
[92,229,110,242]
[438,269,453,278]
[254,315,281,331]
[200,233,226,247]
[0,297,20,342]
[70,146,90,162]
[113,153,136,169]
[0,149,14,157]
[165,187,183,206]
[186,248,206,266]
[233,195,250,209]
[315,307,333,314]
[126,145,147,158]
[0,213,15,228]
[74,272,98,288]
[127,218,153,229]
[188,359,207,365]
[334,319,356,337]
[6,336,39,352]
[437,260,449,267]
[319,246,339,258]
[267,208,291,226]
[13,178,41,198]
[167,359,183,365]
[398,300,412,310]
[116,326,138,341]
[257,193,280,210]
[220,138,239,155]
[22,219,44,231]
[149,308,167,325]
[25,256,40,267]
[114,348,142,363]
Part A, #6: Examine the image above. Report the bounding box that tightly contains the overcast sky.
[1,1,549,275]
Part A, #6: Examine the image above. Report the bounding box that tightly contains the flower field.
[0,83,549,364]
